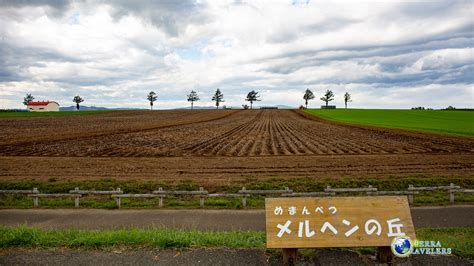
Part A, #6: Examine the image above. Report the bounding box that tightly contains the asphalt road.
[0,205,473,230]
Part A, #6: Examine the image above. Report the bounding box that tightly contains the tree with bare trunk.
[187,90,199,110]
[344,92,352,109]
[303,89,315,109]
[245,90,260,109]
[212,88,224,109]
[73,95,84,110]
[147,91,158,110]
[320,90,334,107]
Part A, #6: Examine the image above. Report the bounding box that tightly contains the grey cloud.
[46,60,170,87]
[103,0,210,37]
[0,25,174,86]
[0,0,76,18]
[309,58,472,88]
[335,64,474,87]
[262,20,473,64]
[0,43,82,82]
[268,17,361,44]
[0,42,169,88]
[0,0,472,109]
[385,0,469,20]
[259,20,473,88]
[0,0,73,10]
[0,0,211,37]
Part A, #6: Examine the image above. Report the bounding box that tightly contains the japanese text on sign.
[265,196,416,248]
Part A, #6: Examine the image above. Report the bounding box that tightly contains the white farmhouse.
[27,101,60,112]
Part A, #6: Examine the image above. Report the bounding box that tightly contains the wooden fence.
[0,183,472,208]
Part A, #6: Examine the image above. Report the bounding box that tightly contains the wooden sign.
[266,196,415,249]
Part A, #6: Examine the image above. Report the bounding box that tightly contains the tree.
[212,88,224,109]
[344,92,352,109]
[73,95,84,110]
[245,90,261,109]
[23,93,35,106]
[320,90,334,107]
[147,91,158,110]
[303,89,315,109]
[187,90,199,110]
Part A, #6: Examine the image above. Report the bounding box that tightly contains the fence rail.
[69,188,123,195]
[0,188,38,194]
[1,183,472,208]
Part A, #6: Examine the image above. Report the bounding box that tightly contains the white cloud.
[0,0,472,109]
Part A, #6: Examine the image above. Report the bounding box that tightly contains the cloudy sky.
[0,0,472,109]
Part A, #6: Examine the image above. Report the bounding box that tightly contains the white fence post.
[158,187,163,208]
[74,187,80,207]
[449,183,455,204]
[116,188,121,208]
[241,187,247,209]
[199,187,205,208]
[33,187,39,207]
[326,185,332,195]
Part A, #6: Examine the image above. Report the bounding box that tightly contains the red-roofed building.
[27,101,60,112]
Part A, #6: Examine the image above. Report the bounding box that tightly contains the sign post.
[265,196,415,264]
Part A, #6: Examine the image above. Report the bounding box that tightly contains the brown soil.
[1,154,473,184]
[0,110,238,147]
[0,109,472,182]
[1,109,473,157]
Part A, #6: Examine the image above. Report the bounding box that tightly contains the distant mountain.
[59,105,296,111]
[175,105,296,110]
[175,106,222,110]
[59,106,144,111]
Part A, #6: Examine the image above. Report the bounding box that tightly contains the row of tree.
[23,89,352,111]
[23,93,85,110]
[147,89,262,110]
[304,89,352,109]
[147,89,351,110]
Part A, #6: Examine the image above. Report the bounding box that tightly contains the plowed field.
[1,109,473,182]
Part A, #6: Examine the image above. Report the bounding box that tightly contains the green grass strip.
[2,177,473,209]
[0,110,116,118]
[0,226,472,259]
[0,225,265,249]
[415,227,474,260]
[304,109,474,137]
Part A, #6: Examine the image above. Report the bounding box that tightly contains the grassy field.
[0,226,472,259]
[305,109,474,137]
[0,110,115,118]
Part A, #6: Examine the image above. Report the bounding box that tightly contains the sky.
[0,0,473,109]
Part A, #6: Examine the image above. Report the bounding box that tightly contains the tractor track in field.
[1,154,472,182]
[177,109,473,157]
[0,110,239,148]
[0,109,473,158]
